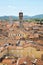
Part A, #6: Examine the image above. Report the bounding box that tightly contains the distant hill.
[0,14,43,20]
[32,14,43,19]
[0,16,19,20]
[23,15,31,20]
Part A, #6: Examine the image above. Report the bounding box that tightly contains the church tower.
[19,12,23,28]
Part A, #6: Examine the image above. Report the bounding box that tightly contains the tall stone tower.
[19,12,23,28]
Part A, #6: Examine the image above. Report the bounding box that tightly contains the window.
[36,48,40,51]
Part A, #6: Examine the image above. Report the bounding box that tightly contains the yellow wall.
[0,47,43,59]
[9,47,43,59]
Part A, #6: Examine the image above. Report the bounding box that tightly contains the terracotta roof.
[37,59,43,65]
[2,59,16,65]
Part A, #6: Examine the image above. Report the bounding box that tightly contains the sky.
[0,0,43,16]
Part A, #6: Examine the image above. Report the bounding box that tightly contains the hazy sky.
[0,0,43,16]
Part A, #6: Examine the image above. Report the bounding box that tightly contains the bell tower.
[19,12,23,28]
